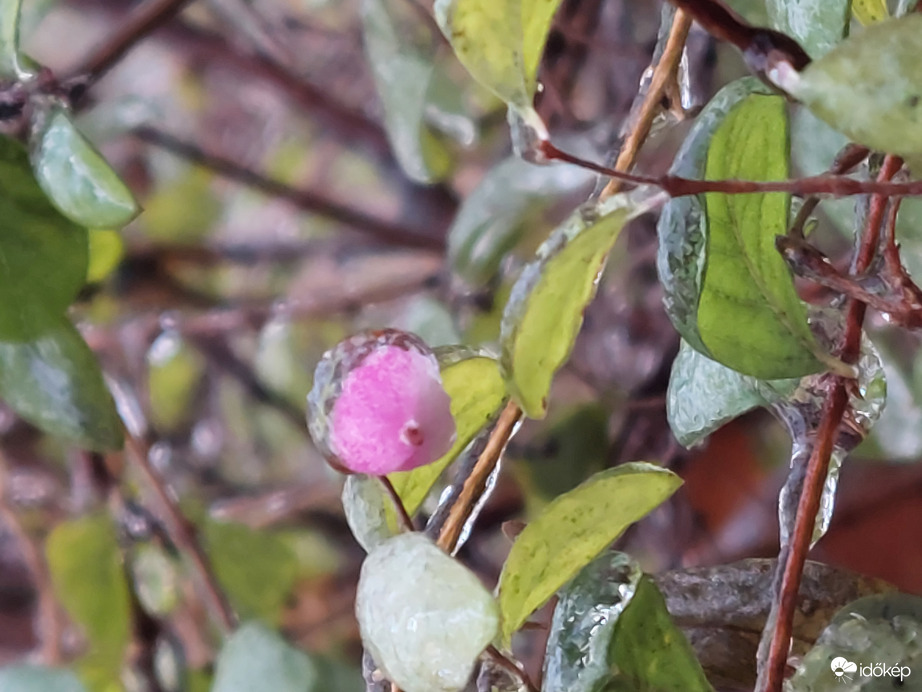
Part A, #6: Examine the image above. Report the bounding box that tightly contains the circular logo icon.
[830,657,858,678]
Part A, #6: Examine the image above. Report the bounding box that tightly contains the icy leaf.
[852,0,888,24]
[0,316,123,451]
[389,347,507,515]
[32,108,139,228]
[766,0,850,59]
[497,462,681,643]
[448,156,593,288]
[343,474,401,553]
[668,340,799,448]
[0,0,30,79]
[501,190,659,418]
[46,515,131,683]
[433,0,563,109]
[203,520,298,624]
[778,14,922,159]
[212,622,318,692]
[699,93,827,379]
[362,0,453,183]
[356,533,499,692]
[0,666,88,692]
[657,78,768,355]
[786,594,922,691]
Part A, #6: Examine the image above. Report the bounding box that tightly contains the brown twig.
[757,154,904,692]
[378,477,415,532]
[134,126,445,251]
[436,400,522,553]
[599,9,692,200]
[121,426,237,634]
[484,645,540,692]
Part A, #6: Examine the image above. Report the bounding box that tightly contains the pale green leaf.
[501,190,657,418]
[342,474,401,552]
[0,666,88,692]
[766,0,850,58]
[780,14,922,159]
[699,93,826,378]
[212,623,317,692]
[497,462,682,643]
[388,348,507,515]
[0,0,31,80]
[357,533,499,692]
[0,316,123,451]
[147,332,206,433]
[32,108,139,228]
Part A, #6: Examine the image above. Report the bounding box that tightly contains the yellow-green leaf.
[497,462,682,643]
[852,0,888,25]
[86,229,124,284]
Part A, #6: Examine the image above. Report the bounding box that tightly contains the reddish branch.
[758,155,905,692]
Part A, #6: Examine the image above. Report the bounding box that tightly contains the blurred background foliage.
[1,0,922,689]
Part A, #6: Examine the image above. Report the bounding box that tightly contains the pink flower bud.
[308,330,456,475]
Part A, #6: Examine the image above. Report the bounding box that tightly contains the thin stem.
[484,645,540,692]
[121,425,237,634]
[757,154,904,692]
[436,400,522,553]
[378,476,414,532]
[600,9,692,200]
[66,0,197,88]
[134,127,445,250]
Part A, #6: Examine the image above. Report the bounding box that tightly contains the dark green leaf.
[0,135,87,340]
[497,462,681,643]
[0,316,123,450]
[501,191,657,418]
[212,623,317,692]
[779,14,922,160]
[0,666,88,692]
[32,108,139,228]
[45,514,130,686]
[203,520,299,624]
[699,93,827,378]
[389,348,507,515]
[766,0,850,59]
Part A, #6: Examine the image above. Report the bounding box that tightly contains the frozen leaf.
[0,316,123,451]
[356,532,499,692]
[32,108,139,228]
[46,514,131,683]
[447,156,593,288]
[501,190,659,418]
[0,134,87,340]
[308,330,456,475]
[776,15,922,160]
[0,0,31,79]
[667,339,799,448]
[433,0,563,109]
[699,93,827,378]
[497,462,681,643]
[204,520,298,624]
[388,347,507,515]
[342,474,400,553]
[0,666,88,692]
[545,552,712,692]
[766,0,850,59]
[786,594,922,691]
[362,0,453,183]
[212,622,317,692]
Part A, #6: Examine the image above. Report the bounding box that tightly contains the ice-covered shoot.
[307,329,456,475]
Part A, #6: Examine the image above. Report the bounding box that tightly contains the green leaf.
[363,0,453,183]
[544,553,713,692]
[356,533,499,692]
[45,515,131,684]
[433,0,563,109]
[0,316,123,451]
[86,229,124,284]
[0,0,31,80]
[203,520,298,624]
[780,14,922,160]
[667,339,799,448]
[497,462,682,643]
[32,108,139,228]
[147,332,206,433]
[0,666,88,692]
[342,474,401,553]
[501,190,657,418]
[852,0,888,24]
[447,156,593,288]
[699,93,826,379]
[388,348,507,515]
[766,0,850,59]
[0,135,87,340]
[212,622,318,692]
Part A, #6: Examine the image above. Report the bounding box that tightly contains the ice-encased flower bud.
[307,329,456,475]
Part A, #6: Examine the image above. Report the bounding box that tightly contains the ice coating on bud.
[307,330,456,475]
